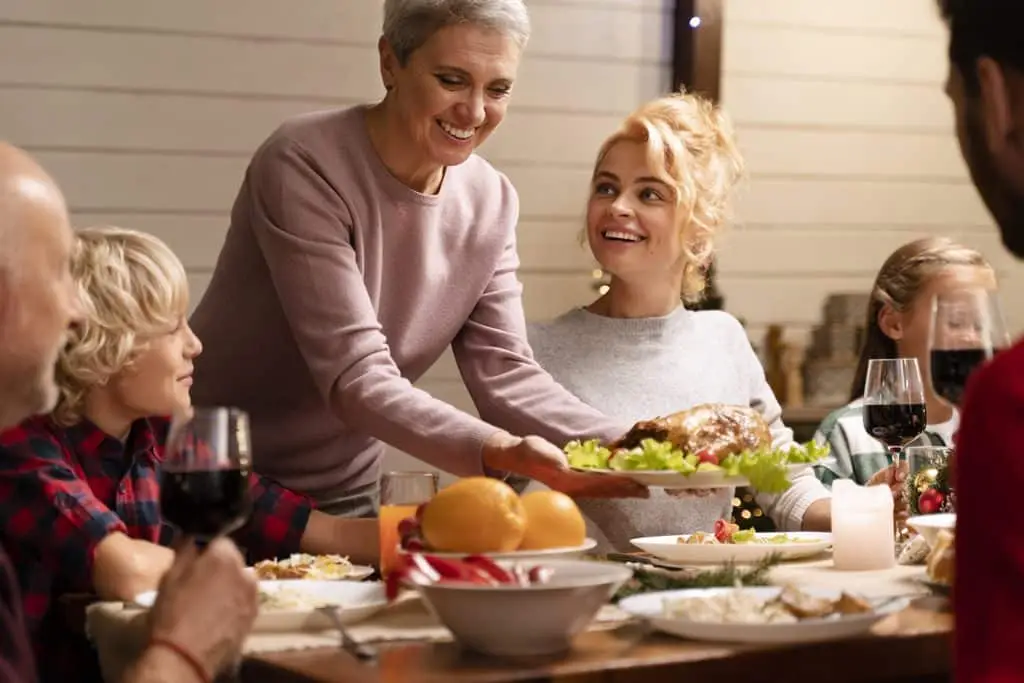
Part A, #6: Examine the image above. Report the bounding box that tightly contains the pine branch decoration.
[612,553,783,602]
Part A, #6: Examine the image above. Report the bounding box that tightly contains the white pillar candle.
[832,480,896,571]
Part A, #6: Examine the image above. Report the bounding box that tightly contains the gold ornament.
[913,469,937,493]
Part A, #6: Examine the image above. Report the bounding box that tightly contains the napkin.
[86,591,632,683]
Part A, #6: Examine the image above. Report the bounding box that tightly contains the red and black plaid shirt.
[0,415,314,681]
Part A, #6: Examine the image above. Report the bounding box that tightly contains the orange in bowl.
[518,490,587,550]
[420,477,526,553]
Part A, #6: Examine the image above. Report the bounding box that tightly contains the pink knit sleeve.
[451,198,628,446]
[247,139,499,475]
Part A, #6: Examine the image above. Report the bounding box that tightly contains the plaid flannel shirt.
[812,399,954,487]
[0,415,313,681]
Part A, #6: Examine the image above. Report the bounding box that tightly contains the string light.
[689,16,701,28]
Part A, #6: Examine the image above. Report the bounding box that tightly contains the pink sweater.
[190,106,626,495]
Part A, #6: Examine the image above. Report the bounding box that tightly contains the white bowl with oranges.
[396,477,597,560]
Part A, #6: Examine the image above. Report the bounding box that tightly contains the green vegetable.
[731,528,757,544]
[565,438,830,494]
[563,439,612,469]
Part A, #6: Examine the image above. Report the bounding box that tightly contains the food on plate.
[564,403,828,493]
[679,519,819,546]
[257,587,342,611]
[662,585,873,625]
[385,552,554,600]
[418,477,526,553]
[399,479,588,554]
[253,554,354,580]
[926,529,954,586]
[518,490,587,550]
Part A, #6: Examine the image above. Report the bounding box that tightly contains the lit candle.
[832,480,896,571]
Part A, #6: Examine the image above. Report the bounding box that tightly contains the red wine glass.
[929,287,1009,408]
[161,407,253,543]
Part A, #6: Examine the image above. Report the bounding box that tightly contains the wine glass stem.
[888,447,903,466]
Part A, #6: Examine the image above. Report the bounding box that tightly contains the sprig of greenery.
[611,553,783,602]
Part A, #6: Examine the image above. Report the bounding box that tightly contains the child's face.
[888,265,998,388]
[110,315,202,418]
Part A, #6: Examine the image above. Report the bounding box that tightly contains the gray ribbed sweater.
[527,306,830,553]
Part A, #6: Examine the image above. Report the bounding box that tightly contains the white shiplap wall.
[718,0,1019,344]
[0,0,1008,480]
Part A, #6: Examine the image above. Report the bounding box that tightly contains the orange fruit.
[420,477,526,553]
[517,490,587,550]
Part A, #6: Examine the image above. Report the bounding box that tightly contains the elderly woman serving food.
[189,0,644,513]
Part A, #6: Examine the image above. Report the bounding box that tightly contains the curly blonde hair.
[53,226,189,426]
[590,90,745,303]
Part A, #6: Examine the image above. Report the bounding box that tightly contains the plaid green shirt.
[813,399,956,487]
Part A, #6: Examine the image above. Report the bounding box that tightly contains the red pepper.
[422,555,500,585]
[713,518,735,543]
[527,566,554,585]
[409,554,443,582]
[461,555,515,584]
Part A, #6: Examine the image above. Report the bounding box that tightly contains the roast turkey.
[610,403,772,458]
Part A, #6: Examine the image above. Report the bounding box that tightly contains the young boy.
[0,226,377,680]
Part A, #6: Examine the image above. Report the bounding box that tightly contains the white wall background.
[0,0,1011,483]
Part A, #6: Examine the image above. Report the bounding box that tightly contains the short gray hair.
[383,0,531,65]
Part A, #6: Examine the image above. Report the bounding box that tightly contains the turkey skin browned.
[610,403,772,459]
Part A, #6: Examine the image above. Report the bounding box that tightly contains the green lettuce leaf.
[564,437,830,493]
[564,439,612,469]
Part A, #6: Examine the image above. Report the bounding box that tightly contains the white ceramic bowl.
[907,513,956,547]
[412,559,632,657]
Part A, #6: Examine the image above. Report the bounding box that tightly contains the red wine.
[931,348,988,405]
[863,403,927,449]
[161,468,251,540]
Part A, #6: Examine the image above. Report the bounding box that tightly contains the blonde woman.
[526,92,835,552]
[813,237,997,486]
[0,227,377,680]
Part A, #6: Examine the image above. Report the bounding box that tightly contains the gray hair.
[382,0,531,65]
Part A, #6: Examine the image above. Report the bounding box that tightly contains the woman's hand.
[483,433,649,499]
[867,460,910,528]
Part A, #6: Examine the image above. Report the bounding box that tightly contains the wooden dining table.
[240,596,952,683]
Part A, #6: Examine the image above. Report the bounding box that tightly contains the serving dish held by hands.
[565,404,827,492]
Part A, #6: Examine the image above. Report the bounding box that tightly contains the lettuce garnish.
[564,439,829,494]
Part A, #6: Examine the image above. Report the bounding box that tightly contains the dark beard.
[962,104,1024,257]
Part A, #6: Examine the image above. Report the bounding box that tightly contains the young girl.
[813,237,996,486]
[526,92,835,552]
[0,226,377,679]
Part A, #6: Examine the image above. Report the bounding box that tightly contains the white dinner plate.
[618,586,909,644]
[631,532,832,565]
[397,538,598,562]
[569,463,811,489]
[132,580,387,632]
[246,564,375,581]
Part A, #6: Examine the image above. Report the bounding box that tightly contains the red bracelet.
[148,636,212,683]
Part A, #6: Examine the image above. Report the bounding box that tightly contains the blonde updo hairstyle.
[53,226,189,426]
[589,91,746,303]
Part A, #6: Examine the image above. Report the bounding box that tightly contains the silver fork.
[317,606,378,663]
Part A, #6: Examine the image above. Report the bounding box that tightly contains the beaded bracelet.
[148,637,212,683]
